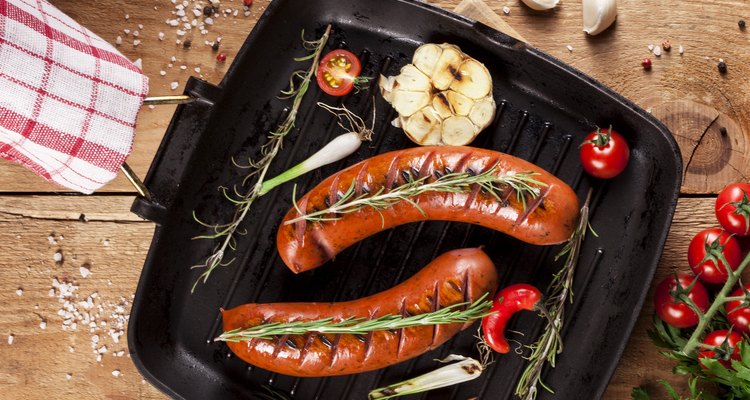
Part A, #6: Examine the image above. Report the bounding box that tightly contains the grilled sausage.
[221,248,498,377]
[278,146,579,273]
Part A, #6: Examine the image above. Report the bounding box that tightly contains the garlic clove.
[431,46,463,91]
[521,0,559,11]
[446,90,474,117]
[582,0,617,36]
[468,97,496,129]
[391,90,431,117]
[432,92,454,119]
[404,108,442,145]
[412,43,443,76]
[449,59,492,99]
[441,116,479,145]
[395,64,432,92]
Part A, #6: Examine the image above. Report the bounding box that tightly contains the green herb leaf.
[216,293,494,342]
[631,387,652,400]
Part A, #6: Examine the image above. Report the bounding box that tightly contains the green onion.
[259,102,373,195]
[368,355,484,399]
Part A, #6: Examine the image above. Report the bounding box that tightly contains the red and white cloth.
[0,0,148,193]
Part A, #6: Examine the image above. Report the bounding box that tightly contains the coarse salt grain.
[502,6,510,15]
[7,334,14,345]
[124,28,130,35]
[124,14,129,20]
[115,36,122,45]
[193,8,202,17]
[96,354,102,362]
[160,70,167,76]
[194,67,201,73]
[112,370,121,377]
[133,30,139,37]
[53,251,63,262]
[176,29,186,36]
[205,17,214,25]
[679,45,684,55]
[16,288,23,296]
[138,24,144,30]
[39,321,46,330]
[180,65,187,70]
[566,45,573,52]
[171,81,179,90]
[168,19,179,26]
[653,45,662,56]
[80,266,91,278]
[116,350,125,357]
[158,32,165,41]
[133,40,141,47]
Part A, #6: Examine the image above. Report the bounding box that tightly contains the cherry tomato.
[316,49,362,97]
[725,284,750,334]
[716,182,750,236]
[698,330,742,369]
[654,273,709,328]
[481,284,542,353]
[687,228,741,284]
[579,127,630,179]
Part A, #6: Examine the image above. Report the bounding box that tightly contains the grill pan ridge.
[128,0,682,399]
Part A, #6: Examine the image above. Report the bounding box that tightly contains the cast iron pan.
[128,0,682,398]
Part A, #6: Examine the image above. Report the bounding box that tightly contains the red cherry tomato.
[316,49,362,97]
[716,182,750,236]
[654,273,709,328]
[725,284,750,334]
[687,228,741,284]
[698,330,742,369]
[579,127,630,179]
[481,284,542,354]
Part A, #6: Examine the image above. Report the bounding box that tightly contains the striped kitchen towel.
[0,0,148,193]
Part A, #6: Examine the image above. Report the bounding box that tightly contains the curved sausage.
[221,248,498,377]
[278,146,579,273]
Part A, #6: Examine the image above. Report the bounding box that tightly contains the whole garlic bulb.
[521,0,560,11]
[582,0,617,36]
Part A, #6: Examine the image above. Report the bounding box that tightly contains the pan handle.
[131,77,222,224]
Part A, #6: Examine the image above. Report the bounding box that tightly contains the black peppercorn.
[720,127,728,136]
[212,41,220,51]
[740,19,746,29]
[183,39,192,49]
[203,5,215,17]
[718,60,727,74]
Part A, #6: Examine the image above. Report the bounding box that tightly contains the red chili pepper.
[481,283,543,353]
[216,53,227,63]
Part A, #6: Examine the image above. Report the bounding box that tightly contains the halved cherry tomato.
[653,273,709,328]
[698,330,742,369]
[579,127,630,179]
[716,182,750,236]
[316,49,362,97]
[687,228,741,284]
[481,284,542,353]
[725,284,750,334]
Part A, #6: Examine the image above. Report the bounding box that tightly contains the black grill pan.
[128,0,682,398]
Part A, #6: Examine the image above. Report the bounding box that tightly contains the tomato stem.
[681,250,750,356]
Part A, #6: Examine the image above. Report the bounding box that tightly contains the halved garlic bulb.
[582,0,617,36]
[379,43,496,146]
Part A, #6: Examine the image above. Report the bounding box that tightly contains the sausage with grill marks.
[277,146,579,274]
[221,248,498,377]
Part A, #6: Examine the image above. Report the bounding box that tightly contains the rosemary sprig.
[285,167,547,226]
[515,188,593,400]
[215,293,494,342]
[190,25,332,292]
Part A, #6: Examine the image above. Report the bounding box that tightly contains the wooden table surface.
[1,0,747,398]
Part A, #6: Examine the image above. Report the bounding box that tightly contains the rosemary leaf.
[215,293,494,342]
[190,25,332,292]
[515,188,592,400]
[285,166,546,226]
